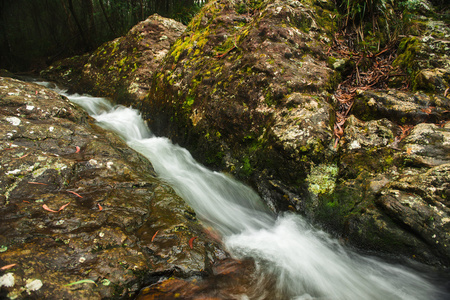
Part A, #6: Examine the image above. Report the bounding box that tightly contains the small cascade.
[60,91,443,300]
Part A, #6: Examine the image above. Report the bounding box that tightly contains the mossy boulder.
[138,1,450,266]
[142,0,339,187]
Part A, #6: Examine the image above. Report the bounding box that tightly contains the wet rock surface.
[333,110,450,265]
[40,0,450,268]
[0,77,232,299]
[136,258,258,300]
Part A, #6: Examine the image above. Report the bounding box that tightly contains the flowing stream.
[47,85,446,300]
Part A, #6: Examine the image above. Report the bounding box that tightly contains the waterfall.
[58,89,442,300]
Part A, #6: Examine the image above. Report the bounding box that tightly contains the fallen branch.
[330,36,401,146]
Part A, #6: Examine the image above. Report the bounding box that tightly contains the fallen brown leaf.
[42,202,70,213]
[439,120,450,128]
[59,202,71,211]
[421,107,433,115]
[28,182,47,185]
[151,230,159,242]
[0,264,17,271]
[189,236,198,249]
[42,204,59,213]
[68,191,83,198]
[398,125,414,141]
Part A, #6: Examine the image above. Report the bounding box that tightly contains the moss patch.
[306,163,339,195]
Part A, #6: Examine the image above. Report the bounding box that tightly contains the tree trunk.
[99,0,116,35]
[83,0,96,38]
[66,0,89,50]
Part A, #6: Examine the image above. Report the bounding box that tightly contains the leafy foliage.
[334,0,434,52]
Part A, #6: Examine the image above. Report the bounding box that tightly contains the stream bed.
[45,83,448,300]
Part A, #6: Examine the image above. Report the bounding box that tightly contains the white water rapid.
[52,86,444,300]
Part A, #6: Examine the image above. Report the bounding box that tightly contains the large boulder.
[41,0,340,208]
[0,76,230,299]
[143,0,339,195]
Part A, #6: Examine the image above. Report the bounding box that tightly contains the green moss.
[326,201,338,208]
[236,0,265,14]
[236,4,248,14]
[215,35,238,55]
[171,38,188,63]
[183,95,195,111]
[384,155,394,170]
[264,89,275,106]
[306,163,339,195]
[241,156,253,176]
[295,13,314,33]
[393,37,421,78]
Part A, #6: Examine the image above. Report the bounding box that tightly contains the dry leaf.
[16,153,29,159]
[407,148,412,155]
[42,202,70,213]
[42,204,59,213]
[189,236,197,249]
[151,230,159,242]
[28,182,47,185]
[0,264,17,271]
[59,202,71,211]
[68,191,82,198]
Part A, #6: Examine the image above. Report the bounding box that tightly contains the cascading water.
[51,86,444,300]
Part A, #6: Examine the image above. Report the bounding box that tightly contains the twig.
[68,191,83,198]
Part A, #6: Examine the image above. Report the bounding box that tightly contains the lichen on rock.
[306,163,339,195]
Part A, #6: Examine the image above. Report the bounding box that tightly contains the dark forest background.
[0,0,205,72]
